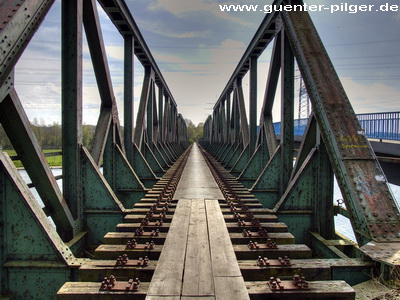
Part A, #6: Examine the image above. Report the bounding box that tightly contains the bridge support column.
[0,152,78,299]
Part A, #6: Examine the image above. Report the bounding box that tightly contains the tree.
[185,119,204,143]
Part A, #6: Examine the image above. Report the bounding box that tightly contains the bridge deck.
[147,144,248,299]
[58,144,358,299]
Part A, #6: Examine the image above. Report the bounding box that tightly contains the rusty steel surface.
[248,240,278,250]
[0,0,55,84]
[126,240,155,250]
[360,242,400,266]
[281,1,400,245]
[257,256,292,267]
[268,275,309,291]
[100,276,141,292]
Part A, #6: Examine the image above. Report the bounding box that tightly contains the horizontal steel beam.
[97,0,177,107]
[213,0,282,109]
[0,0,55,84]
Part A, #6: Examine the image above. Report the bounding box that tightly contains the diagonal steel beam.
[83,0,124,163]
[0,89,74,239]
[134,67,153,149]
[97,0,177,107]
[0,0,55,84]
[281,0,400,245]
[235,79,249,147]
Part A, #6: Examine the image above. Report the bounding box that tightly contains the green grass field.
[2,149,62,168]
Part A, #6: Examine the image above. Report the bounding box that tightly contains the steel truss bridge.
[0,0,399,299]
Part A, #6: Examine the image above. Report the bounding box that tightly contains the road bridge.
[0,0,399,299]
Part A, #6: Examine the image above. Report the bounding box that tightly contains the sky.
[14,0,400,126]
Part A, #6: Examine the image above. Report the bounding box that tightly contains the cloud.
[155,29,210,39]
[340,77,400,113]
[105,45,124,61]
[148,0,253,26]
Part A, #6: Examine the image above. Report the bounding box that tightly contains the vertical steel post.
[249,56,257,154]
[233,85,240,145]
[62,0,83,220]
[221,100,226,143]
[124,35,134,165]
[280,29,294,195]
[226,93,231,144]
[163,97,169,142]
[147,84,154,146]
[158,86,164,142]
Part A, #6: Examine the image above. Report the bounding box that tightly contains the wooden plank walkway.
[58,144,356,300]
[146,200,191,297]
[147,143,249,299]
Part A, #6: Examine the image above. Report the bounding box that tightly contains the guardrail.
[274,112,400,141]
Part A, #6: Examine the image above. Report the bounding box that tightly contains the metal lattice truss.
[201,0,400,250]
[0,0,188,297]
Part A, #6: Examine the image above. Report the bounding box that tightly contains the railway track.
[57,143,369,299]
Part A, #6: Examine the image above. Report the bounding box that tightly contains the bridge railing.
[357,111,400,141]
[273,112,400,141]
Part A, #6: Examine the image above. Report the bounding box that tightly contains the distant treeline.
[186,119,204,143]
[0,118,204,150]
[0,118,96,150]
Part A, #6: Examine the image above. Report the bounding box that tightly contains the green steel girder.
[153,142,171,167]
[124,35,135,166]
[223,142,242,168]
[0,0,190,297]
[220,143,236,165]
[279,29,295,195]
[220,100,227,144]
[0,89,74,240]
[157,142,174,166]
[251,146,281,208]
[103,127,147,209]
[235,79,249,148]
[249,56,257,154]
[143,142,168,172]
[236,35,281,188]
[0,152,79,299]
[83,0,125,165]
[61,0,83,223]
[172,144,181,159]
[281,0,400,245]
[90,107,112,166]
[158,86,164,141]
[146,80,156,146]
[205,0,399,255]
[134,67,153,150]
[81,146,125,244]
[0,0,55,85]
[273,142,334,243]
[215,143,230,161]
[238,138,271,188]
[130,143,159,187]
[0,152,75,262]
[97,0,178,107]
[309,232,349,259]
[226,93,231,141]
[212,3,280,110]
[230,145,250,177]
